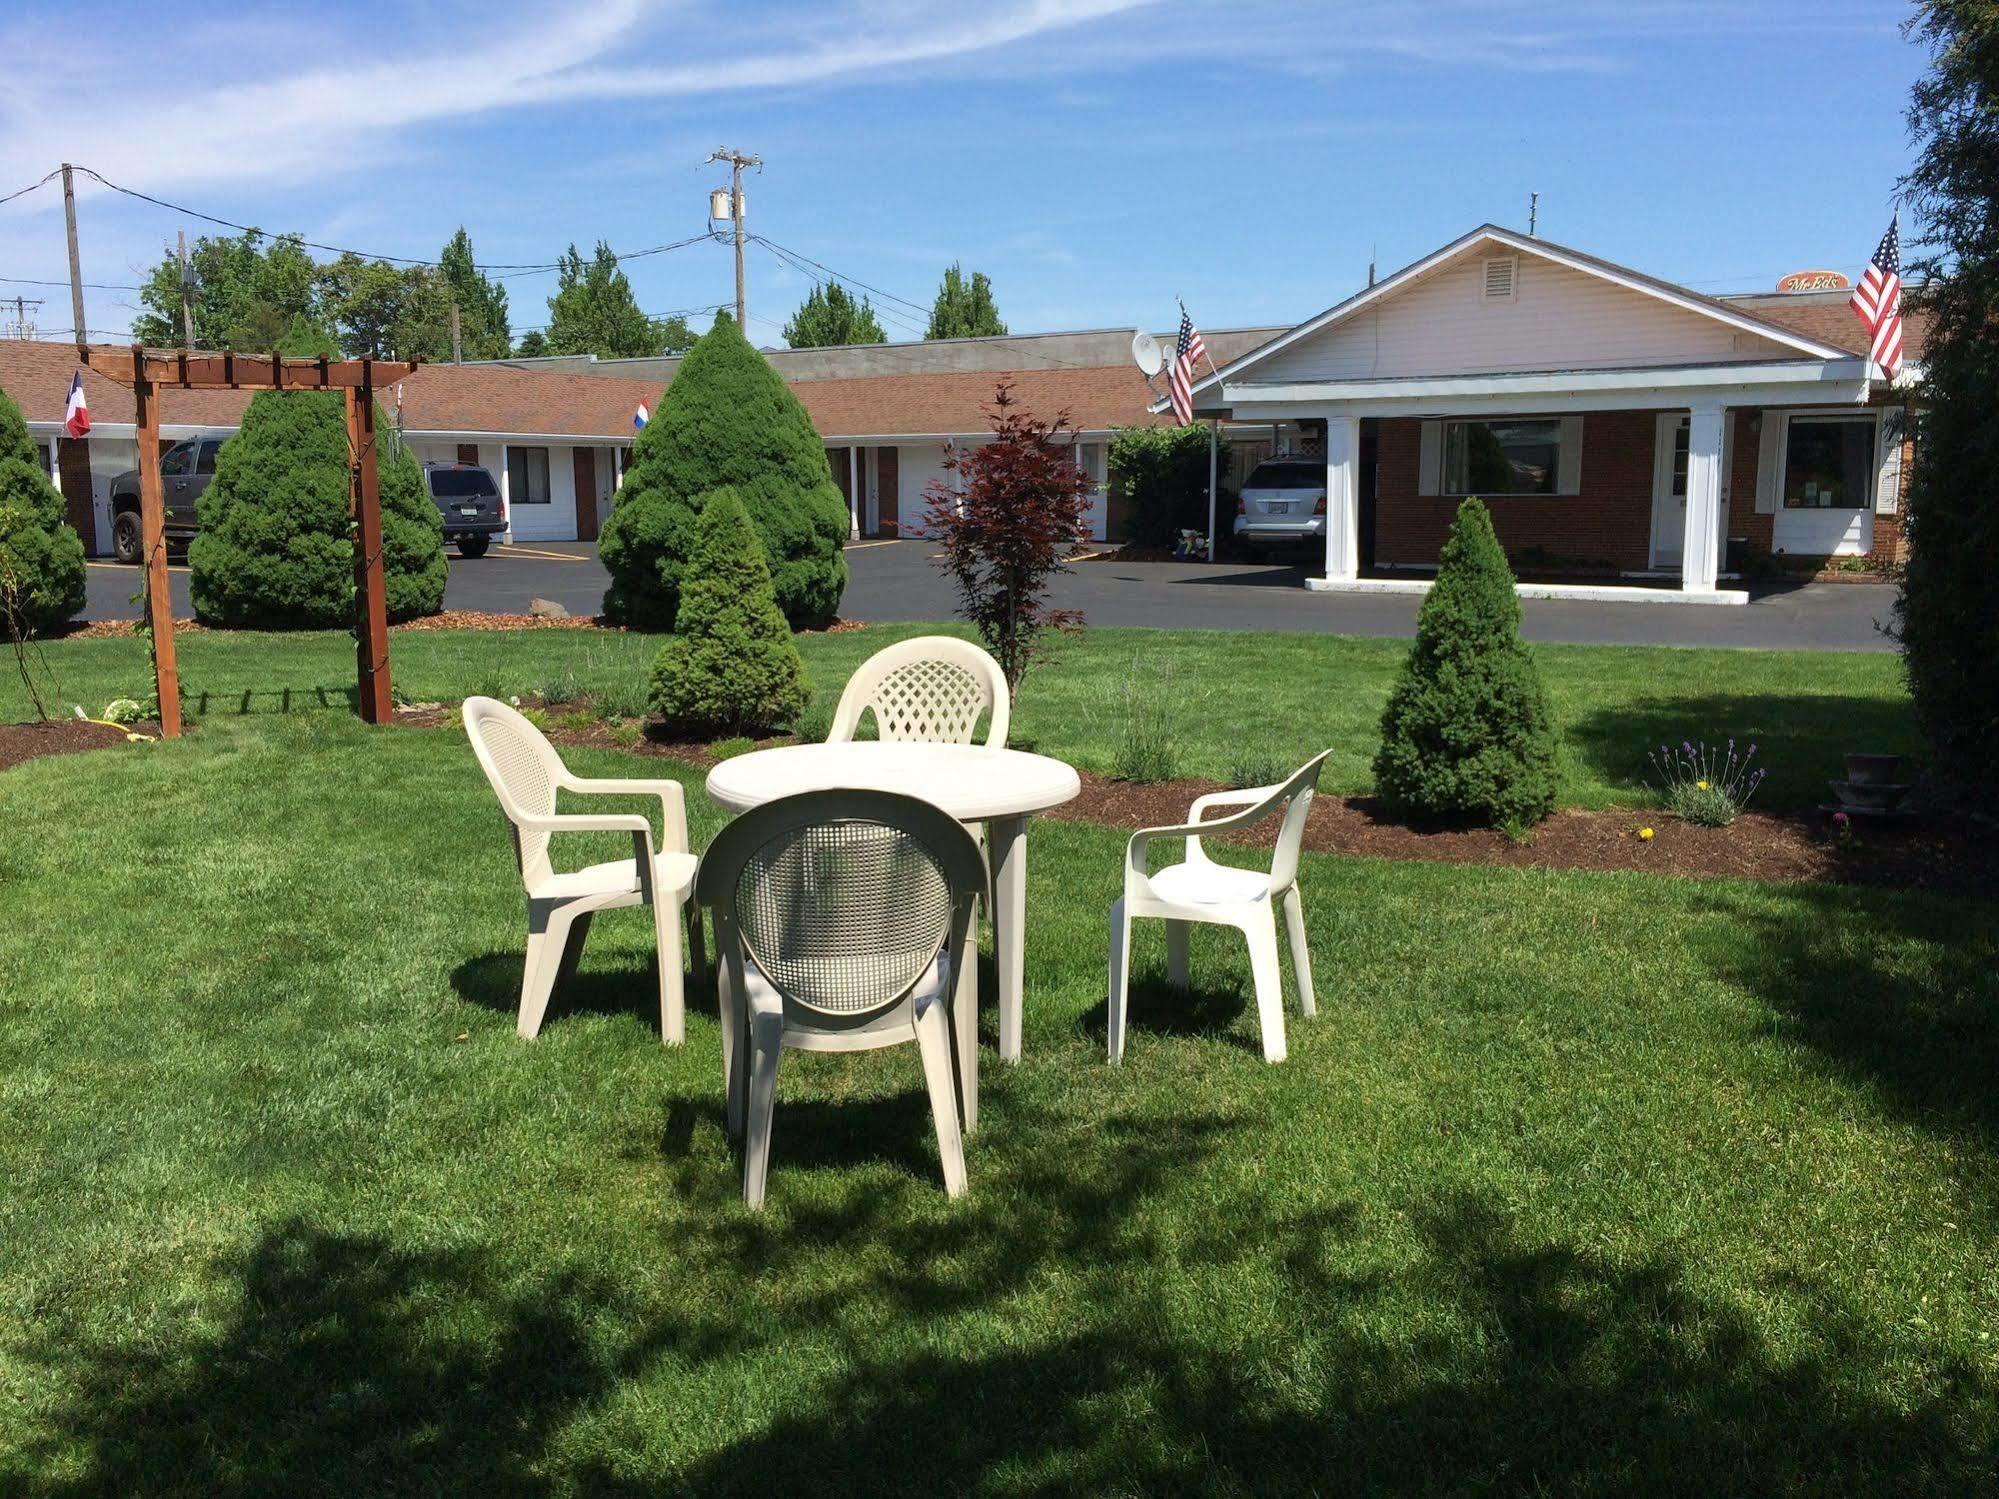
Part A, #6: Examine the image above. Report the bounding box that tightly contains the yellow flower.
[1696,780,1710,791]
[1638,827,1655,841]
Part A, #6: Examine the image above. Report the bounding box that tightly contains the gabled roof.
[1177,225,1856,406]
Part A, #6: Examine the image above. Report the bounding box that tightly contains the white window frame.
[1778,411,1877,512]
[1441,416,1564,498]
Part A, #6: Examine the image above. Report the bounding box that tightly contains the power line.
[751,240,928,339]
[69,165,725,277]
[0,272,142,291]
[747,234,930,317]
[0,170,60,208]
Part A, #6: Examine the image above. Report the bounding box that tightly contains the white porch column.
[1680,402,1726,592]
[847,446,860,539]
[1321,413,1361,583]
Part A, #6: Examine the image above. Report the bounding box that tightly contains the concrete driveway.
[81,537,1900,651]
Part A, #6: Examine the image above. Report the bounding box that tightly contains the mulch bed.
[398,696,1998,900]
[0,718,156,774]
[1055,777,1999,901]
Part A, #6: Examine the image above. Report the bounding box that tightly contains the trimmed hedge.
[189,392,445,629]
[647,487,808,736]
[601,312,847,629]
[1373,497,1557,828]
[0,386,86,633]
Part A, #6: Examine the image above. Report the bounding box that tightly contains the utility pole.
[61,163,85,348]
[706,147,760,330]
[177,230,195,347]
[449,300,463,363]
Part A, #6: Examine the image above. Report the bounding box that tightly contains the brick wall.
[1372,406,1912,574]
[1373,411,1660,573]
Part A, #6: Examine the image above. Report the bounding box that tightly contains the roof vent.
[1482,257,1518,302]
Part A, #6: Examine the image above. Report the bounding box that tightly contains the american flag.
[1168,308,1208,425]
[1850,215,1903,376]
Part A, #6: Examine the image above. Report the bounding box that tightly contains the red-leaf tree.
[923,381,1096,691]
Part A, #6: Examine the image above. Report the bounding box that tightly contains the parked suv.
[1232,459,1328,554]
[423,463,505,558]
[107,430,231,563]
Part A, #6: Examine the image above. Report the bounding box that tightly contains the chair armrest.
[1127,793,1287,882]
[515,812,659,903]
[558,775,691,852]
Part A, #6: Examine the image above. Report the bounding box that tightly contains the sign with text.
[1776,269,1851,293]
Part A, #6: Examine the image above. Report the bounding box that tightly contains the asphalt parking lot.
[81,538,1900,651]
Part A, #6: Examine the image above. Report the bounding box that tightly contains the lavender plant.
[1646,738,1766,828]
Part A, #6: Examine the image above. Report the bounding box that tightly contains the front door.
[1649,415,1688,570]
[572,448,599,541]
[876,447,899,536]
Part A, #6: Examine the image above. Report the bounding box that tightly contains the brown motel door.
[877,447,899,535]
[572,449,599,541]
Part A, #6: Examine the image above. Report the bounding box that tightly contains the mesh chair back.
[700,790,989,1029]
[463,696,562,886]
[829,636,1010,747]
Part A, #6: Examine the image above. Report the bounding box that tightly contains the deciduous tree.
[925,264,1006,340]
[923,381,1095,691]
[784,283,886,348]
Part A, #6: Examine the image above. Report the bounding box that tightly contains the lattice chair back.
[828,636,1010,747]
[698,790,988,1031]
[463,696,565,889]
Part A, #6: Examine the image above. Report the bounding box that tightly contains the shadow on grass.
[1076,970,1261,1057]
[28,1183,1993,1494]
[1567,693,1921,808]
[1709,882,1999,1161]
[192,684,359,717]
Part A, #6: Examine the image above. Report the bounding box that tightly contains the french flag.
[634,401,649,431]
[63,372,90,438]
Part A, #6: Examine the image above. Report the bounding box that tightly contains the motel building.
[1169,225,1921,603]
[4,225,1919,593]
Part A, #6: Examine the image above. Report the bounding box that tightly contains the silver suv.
[1232,459,1326,553]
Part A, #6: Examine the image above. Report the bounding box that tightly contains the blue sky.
[0,1,1926,348]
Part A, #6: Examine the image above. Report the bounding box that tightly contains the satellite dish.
[1130,329,1164,377]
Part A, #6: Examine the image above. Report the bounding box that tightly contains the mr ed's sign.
[1776,269,1851,293]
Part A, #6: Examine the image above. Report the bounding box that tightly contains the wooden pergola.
[79,346,418,738]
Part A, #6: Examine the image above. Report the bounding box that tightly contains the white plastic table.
[705,741,1081,1071]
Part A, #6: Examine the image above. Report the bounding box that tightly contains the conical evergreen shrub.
[1373,497,1557,828]
[0,385,86,633]
[647,487,808,736]
[190,325,445,628]
[601,311,847,629]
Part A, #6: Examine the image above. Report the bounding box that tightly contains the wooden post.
[346,381,393,723]
[132,358,181,737]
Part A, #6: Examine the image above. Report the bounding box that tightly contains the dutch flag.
[63,372,90,438]
[634,402,649,431]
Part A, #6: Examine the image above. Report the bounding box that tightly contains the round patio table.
[705,742,1081,1115]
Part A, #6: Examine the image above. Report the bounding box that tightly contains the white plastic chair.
[828,636,1010,748]
[463,696,703,1045]
[697,789,987,1210]
[1108,750,1332,1066]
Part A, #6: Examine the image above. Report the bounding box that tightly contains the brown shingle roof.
[0,339,1160,440]
[1722,291,1930,362]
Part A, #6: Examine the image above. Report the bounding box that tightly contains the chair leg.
[518,902,577,1040]
[653,896,685,1047]
[1107,897,1131,1065]
[685,903,709,987]
[952,941,979,1136]
[717,947,745,1140]
[1282,886,1316,1019]
[1244,908,1288,1064]
[742,1015,783,1210]
[914,998,968,1198]
[554,910,594,997]
[1164,920,1190,988]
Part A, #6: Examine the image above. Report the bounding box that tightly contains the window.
[1783,416,1875,509]
[507,446,551,504]
[160,441,194,477]
[196,440,224,475]
[34,439,53,475]
[428,468,498,499]
[1245,461,1325,490]
[1444,419,1560,496]
[1670,420,1689,498]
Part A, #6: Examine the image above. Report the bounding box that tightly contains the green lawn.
[1,715,1994,1494]
[9,622,1917,808]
